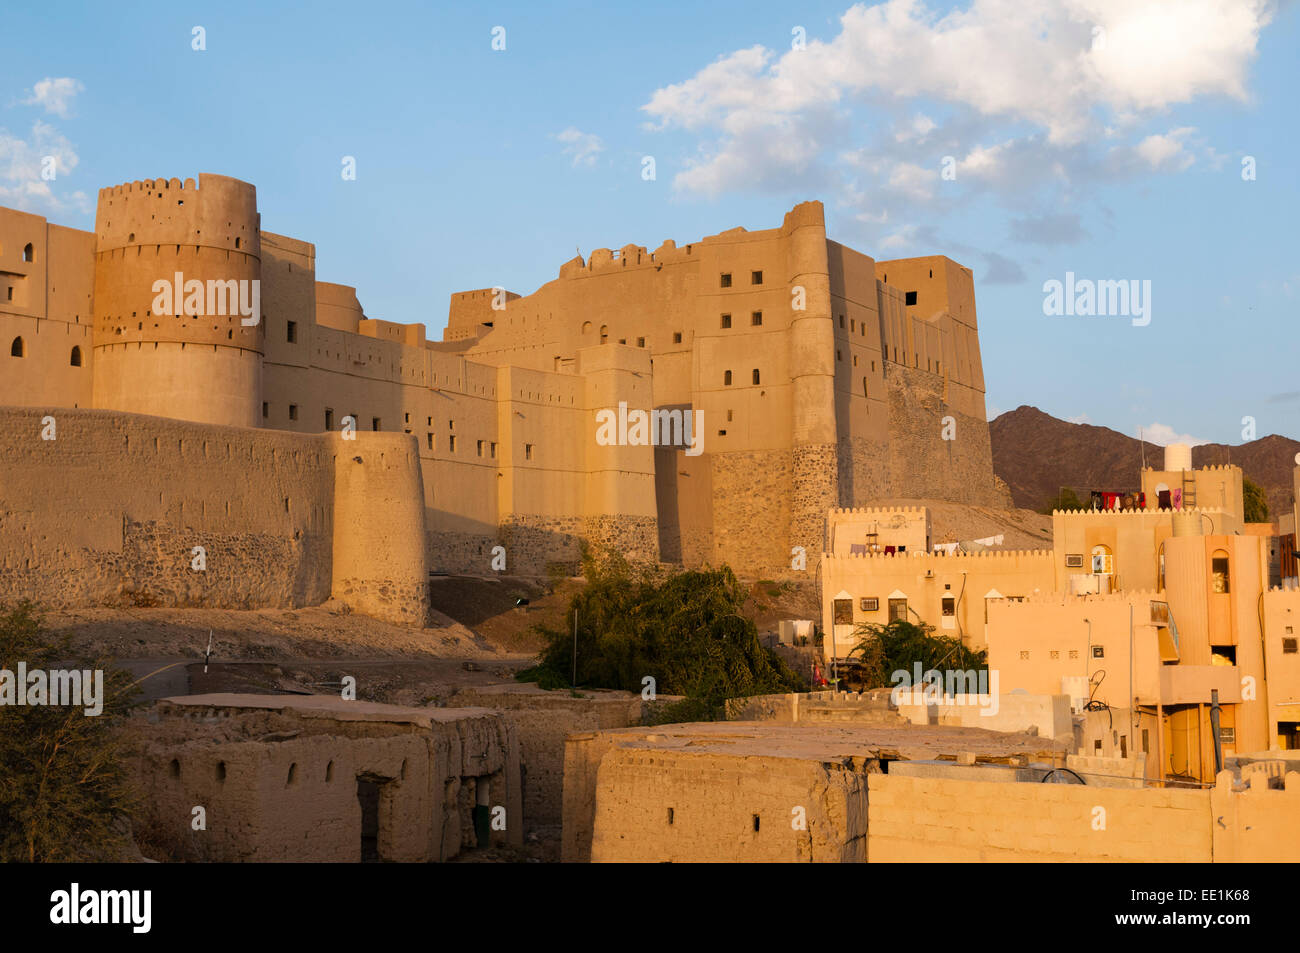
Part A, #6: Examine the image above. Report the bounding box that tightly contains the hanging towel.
[849,543,867,555]
[1158,490,1171,509]
[1171,488,1182,509]
[1090,491,1104,510]
[884,545,896,555]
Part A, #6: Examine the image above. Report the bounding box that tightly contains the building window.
[22,243,33,263]
[287,320,297,343]
[888,598,908,623]
[70,346,82,367]
[1092,645,1105,659]
[905,291,917,306]
[941,596,955,617]
[476,440,484,457]
[832,599,853,625]
[1019,651,1030,660]
[721,313,732,329]
[427,433,434,450]
[838,315,845,329]
[9,337,23,357]
[289,404,298,421]
[752,369,760,385]
[720,273,732,288]
[372,417,381,431]
[637,337,645,347]
[404,412,410,423]
[525,443,533,460]
[1284,638,1298,654]
[751,270,762,285]
[599,325,608,343]
[724,370,732,386]
[751,311,762,326]
[1211,551,1230,593]
[261,401,268,419]
[449,435,457,452]
[860,597,879,611]
[5,288,11,302]
[1091,546,1114,575]
[673,331,682,343]
[490,442,497,458]
[325,408,334,430]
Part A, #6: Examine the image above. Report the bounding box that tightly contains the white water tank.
[1165,442,1193,472]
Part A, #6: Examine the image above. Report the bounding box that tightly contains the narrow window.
[490,442,497,458]
[70,346,82,367]
[751,270,762,285]
[838,314,845,329]
[22,243,33,263]
[672,331,682,343]
[371,417,381,431]
[752,369,760,385]
[1211,552,1230,593]
[720,272,732,288]
[636,337,645,347]
[287,320,297,343]
[525,443,533,460]
[724,370,732,386]
[325,408,334,430]
[289,404,298,421]
[476,440,484,457]
[261,401,268,419]
[449,435,457,452]
[599,325,608,343]
[720,313,732,329]
[9,337,23,357]
[426,433,434,450]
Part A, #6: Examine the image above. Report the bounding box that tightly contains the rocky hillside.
[990,405,1299,519]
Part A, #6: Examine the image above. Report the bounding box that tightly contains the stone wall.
[0,407,334,610]
[128,694,522,862]
[450,687,641,827]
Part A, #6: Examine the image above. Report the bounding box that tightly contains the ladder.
[1181,471,1196,509]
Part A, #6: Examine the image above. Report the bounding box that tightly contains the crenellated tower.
[92,173,264,427]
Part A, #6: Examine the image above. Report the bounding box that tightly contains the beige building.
[0,174,1006,591]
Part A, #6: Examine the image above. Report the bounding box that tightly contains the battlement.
[1003,589,1167,606]
[1141,464,1242,474]
[829,505,927,516]
[824,548,1053,563]
[1052,505,1227,517]
[99,176,198,197]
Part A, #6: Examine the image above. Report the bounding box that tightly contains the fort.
[0,173,1007,620]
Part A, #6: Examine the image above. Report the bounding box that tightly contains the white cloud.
[1135,127,1197,170]
[0,120,88,214]
[554,127,604,168]
[23,78,84,118]
[1139,422,1210,446]
[1067,412,1092,424]
[640,0,1273,236]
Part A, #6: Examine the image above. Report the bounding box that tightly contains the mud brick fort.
[0,172,1005,620]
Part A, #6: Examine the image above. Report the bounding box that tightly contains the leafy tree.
[1243,476,1270,524]
[847,618,987,692]
[517,549,800,717]
[1039,487,1089,514]
[0,602,140,861]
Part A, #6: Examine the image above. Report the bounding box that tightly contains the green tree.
[517,549,800,717]
[1039,487,1089,514]
[0,603,140,861]
[1243,476,1269,524]
[848,618,987,692]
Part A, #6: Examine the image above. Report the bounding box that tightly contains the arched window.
[752,368,761,385]
[1211,549,1230,593]
[724,370,732,386]
[581,321,592,335]
[1091,544,1113,575]
[22,243,33,263]
[599,325,608,343]
[10,336,23,357]
[70,346,82,367]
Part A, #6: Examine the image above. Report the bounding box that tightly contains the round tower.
[784,200,840,555]
[92,173,263,427]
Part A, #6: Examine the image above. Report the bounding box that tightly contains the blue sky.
[3,0,1296,446]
